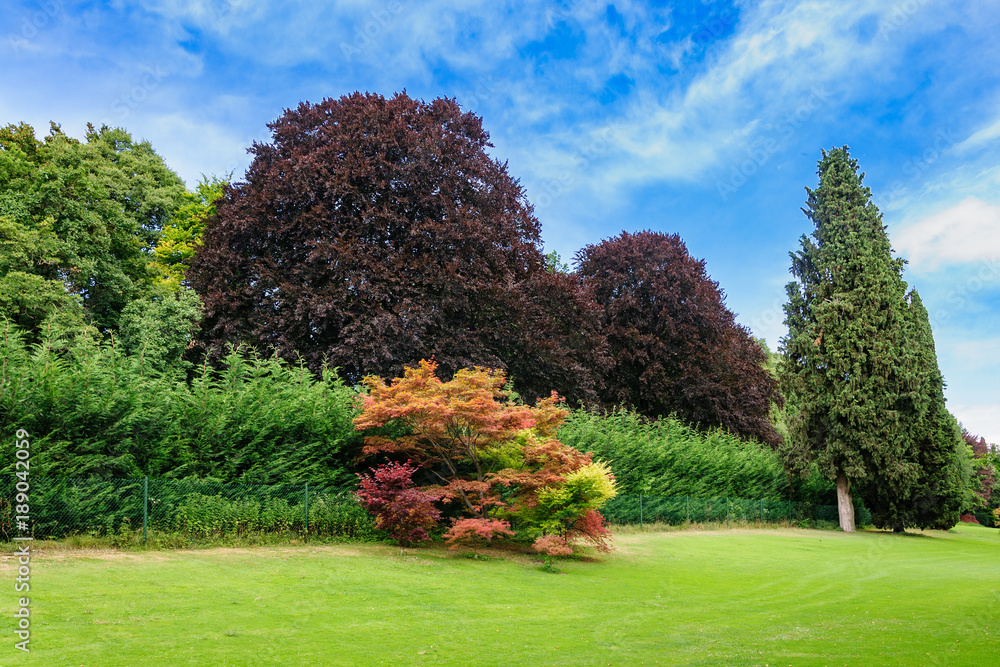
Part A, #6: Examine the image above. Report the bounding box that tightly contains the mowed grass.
[1,524,998,666]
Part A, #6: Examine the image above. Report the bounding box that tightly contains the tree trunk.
[836,472,856,532]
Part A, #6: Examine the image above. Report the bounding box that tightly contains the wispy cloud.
[953,112,1000,155]
[894,197,1000,271]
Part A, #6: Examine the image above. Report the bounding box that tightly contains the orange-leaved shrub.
[354,359,616,554]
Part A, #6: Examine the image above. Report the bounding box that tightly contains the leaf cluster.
[0,122,187,333]
[576,230,781,446]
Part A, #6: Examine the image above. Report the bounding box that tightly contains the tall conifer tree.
[862,290,965,531]
[781,147,920,532]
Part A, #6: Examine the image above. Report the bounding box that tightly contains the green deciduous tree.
[150,175,227,291]
[0,122,187,333]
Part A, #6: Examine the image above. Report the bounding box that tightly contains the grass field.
[1,524,998,666]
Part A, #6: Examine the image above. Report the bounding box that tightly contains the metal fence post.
[639,494,643,530]
[143,476,148,547]
[686,495,690,522]
[304,483,309,543]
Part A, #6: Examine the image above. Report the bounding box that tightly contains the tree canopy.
[576,230,781,445]
[0,122,187,333]
[189,92,603,405]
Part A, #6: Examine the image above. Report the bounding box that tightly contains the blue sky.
[3,0,999,443]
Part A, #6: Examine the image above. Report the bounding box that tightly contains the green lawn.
[2,524,998,665]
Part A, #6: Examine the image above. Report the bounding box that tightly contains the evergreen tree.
[781,146,920,532]
[865,291,965,530]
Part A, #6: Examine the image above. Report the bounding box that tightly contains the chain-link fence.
[602,494,872,527]
[0,477,380,544]
[0,478,876,546]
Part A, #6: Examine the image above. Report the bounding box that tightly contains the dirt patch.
[0,542,386,566]
[0,540,605,568]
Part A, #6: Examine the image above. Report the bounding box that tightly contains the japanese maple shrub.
[353,359,616,555]
[355,460,441,546]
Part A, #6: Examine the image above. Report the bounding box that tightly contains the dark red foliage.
[569,509,613,552]
[188,92,603,405]
[964,431,994,504]
[575,230,781,445]
[355,460,441,546]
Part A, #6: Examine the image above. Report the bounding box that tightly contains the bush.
[558,409,797,499]
[0,321,362,486]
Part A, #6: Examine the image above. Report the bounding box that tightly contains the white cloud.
[950,402,1000,448]
[138,112,263,186]
[519,1,915,192]
[894,197,1000,270]
[953,112,1000,154]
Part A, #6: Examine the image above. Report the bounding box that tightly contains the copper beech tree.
[576,230,782,446]
[353,359,616,555]
[188,92,604,406]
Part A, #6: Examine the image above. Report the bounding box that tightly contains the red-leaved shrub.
[532,534,574,557]
[443,518,514,550]
[569,509,614,552]
[355,460,441,546]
